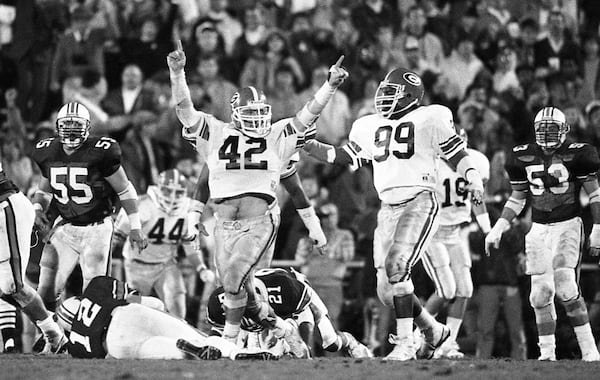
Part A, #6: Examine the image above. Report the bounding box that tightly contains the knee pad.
[454,266,473,298]
[554,268,579,302]
[391,281,414,297]
[385,242,415,283]
[422,254,456,300]
[376,270,394,307]
[529,274,555,308]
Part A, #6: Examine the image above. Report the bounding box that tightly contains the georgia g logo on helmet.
[56,102,91,150]
[403,72,422,87]
[533,106,570,150]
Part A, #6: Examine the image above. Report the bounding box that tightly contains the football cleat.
[434,339,464,359]
[384,334,416,361]
[39,334,69,355]
[416,323,450,360]
[234,351,279,361]
[281,319,310,359]
[176,339,222,360]
[343,332,373,358]
[582,350,600,362]
[537,342,556,361]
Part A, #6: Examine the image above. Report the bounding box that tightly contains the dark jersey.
[67,276,135,358]
[32,137,121,224]
[207,268,311,328]
[0,171,19,197]
[505,142,600,224]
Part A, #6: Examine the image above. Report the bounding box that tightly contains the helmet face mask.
[533,107,569,150]
[231,87,272,138]
[156,169,188,214]
[375,68,424,118]
[56,102,91,149]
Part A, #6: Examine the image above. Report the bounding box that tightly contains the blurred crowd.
[3,0,600,359]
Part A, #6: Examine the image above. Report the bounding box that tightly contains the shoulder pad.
[34,138,56,150]
[512,144,530,153]
[91,136,118,151]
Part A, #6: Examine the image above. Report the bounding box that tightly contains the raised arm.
[290,55,348,133]
[167,40,203,133]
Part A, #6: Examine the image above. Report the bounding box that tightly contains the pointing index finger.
[176,39,183,51]
[333,55,345,68]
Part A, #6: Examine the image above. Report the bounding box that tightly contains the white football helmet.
[56,102,91,149]
[154,169,189,214]
[533,107,569,149]
[230,86,272,138]
[56,296,82,332]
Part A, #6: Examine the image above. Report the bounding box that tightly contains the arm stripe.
[439,135,463,149]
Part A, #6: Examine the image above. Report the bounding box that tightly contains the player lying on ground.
[168,40,347,344]
[56,275,274,360]
[205,268,372,359]
[112,169,215,319]
[486,107,600,361]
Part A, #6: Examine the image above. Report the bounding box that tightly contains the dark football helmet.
[374,68,424,118]
[230,86,272,138]
[56,102,91,149]
[533,107,569,149]
[207,286,264,332]
[155,169,188,214]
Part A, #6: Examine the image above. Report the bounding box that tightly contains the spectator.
[492,45,520,94]
[473,200,528,360]
[533,9,580,78]
[296,202,354,328]
[585,100,600,148]
[120,18,173,80]
[580,34,600,106]
[268,64,303,123]
[400,36,438,76]
[299,65,351,145]
[190,54,236,123]
[288,12,319,83]
[515,18,539,68]
[102,64,155,118]
[10,0,67,124]
[440,34,485,102]
[457,83,502,155]
[230,7,271,83]
[350,0,396,43]
[204,0,243,57]
[50,5,107,92]
[0,132,36,193]
[185,21,228,78]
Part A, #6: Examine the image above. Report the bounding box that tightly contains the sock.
[539,334,555,348]
[0,306,17,351]
[574,324,598,355]
[446,317,463,343]
[36,315,63,345]
[395,318,413,340]
[223,322,241,342]
[534,304,557,336]
[414,308,437,331]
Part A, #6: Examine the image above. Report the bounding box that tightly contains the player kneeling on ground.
[206,268,372,359]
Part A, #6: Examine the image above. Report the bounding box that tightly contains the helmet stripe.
[248,86,259,101]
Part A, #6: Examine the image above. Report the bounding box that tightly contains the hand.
[129,228,148,254]
[589,224,600,257]
[34,209,50,230]
[184,211,208,251]
[484,219,509,256]
[198,267,216,283]
[327,55,349,88]
[4,88,16,108]
[309,230,328,256]
[167,39,186,73]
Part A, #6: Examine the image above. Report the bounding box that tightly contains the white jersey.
[345,105,465,204]
[183,113,303,200]
[115,186,191,264]
[436,148,490,226]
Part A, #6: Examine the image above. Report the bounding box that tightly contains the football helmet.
[375,68,424,118]
[207,287,264,332]
[230,86,272,138]
[533,107,569,149]
[155,169,188,214]
[56,296,82,332]
[56,102,91,149]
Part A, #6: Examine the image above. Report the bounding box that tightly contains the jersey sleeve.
[100,138,122,177]
[181,112,222,157]
[572,143,600,180]
[344,119,374,170]
[472,150,491,182]
[504,146,529,190]
[429,105,466,159]
[275,118,306,161]
[31,139,54,178]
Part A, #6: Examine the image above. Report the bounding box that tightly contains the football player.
[168,40,347,343]
[56,275,271,360]
[31,102,147,309]
[486,107,600,361]
[112,169,215,319]
[0,159,66,353]
[303,68,485,360]
[419,129,491,359]
[206,268,372,359]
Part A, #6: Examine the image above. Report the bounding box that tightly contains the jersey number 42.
[218,136,268,170]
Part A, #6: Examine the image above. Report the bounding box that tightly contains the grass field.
[2,356,600,380]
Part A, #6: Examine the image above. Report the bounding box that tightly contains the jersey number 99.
[373,122,415,162]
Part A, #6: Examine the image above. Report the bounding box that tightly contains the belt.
[131,258,162,266]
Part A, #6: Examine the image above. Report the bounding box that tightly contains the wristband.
[494,218,510,233]
[475,212,492,234]
[128,212,141,230]
[314,81,336,106]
